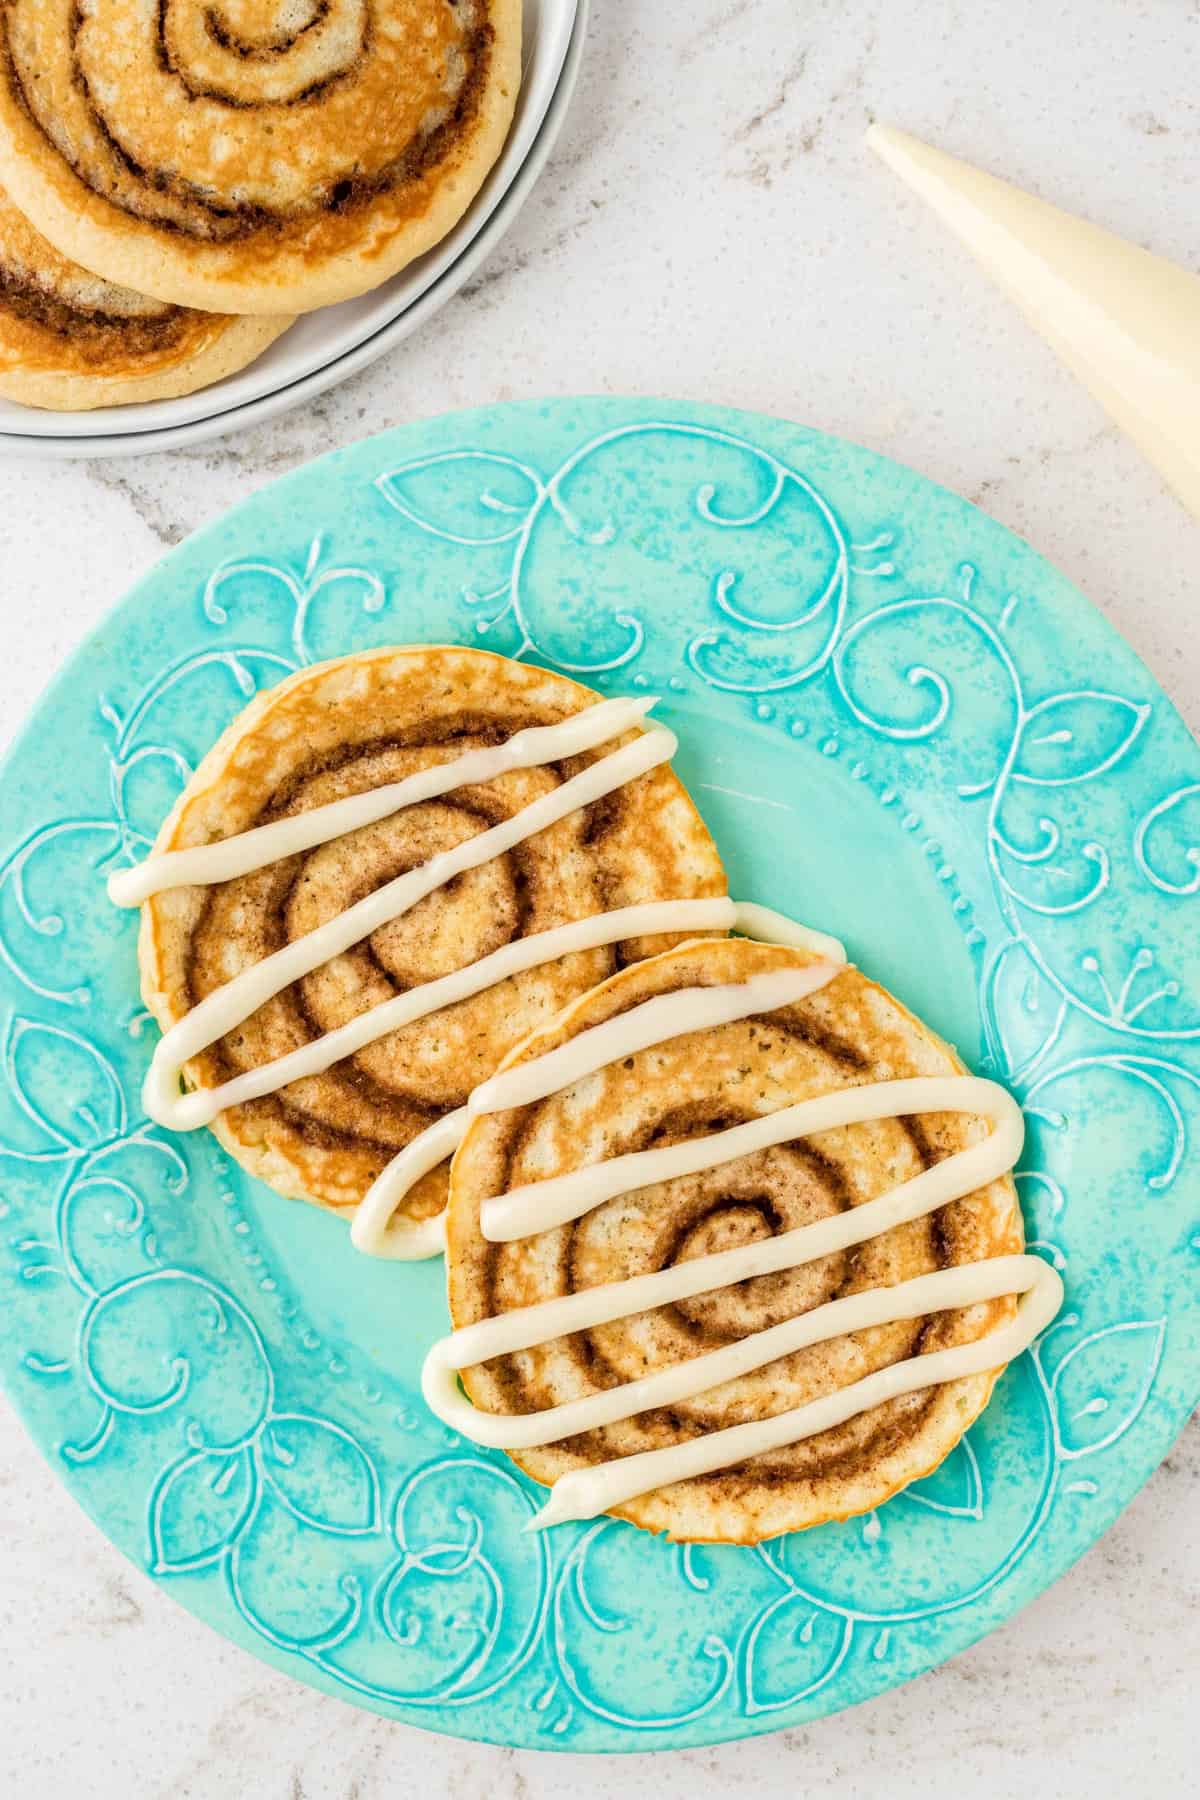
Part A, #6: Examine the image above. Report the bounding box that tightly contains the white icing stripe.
[350,1110,467,1259]
[468,965,842,1117]
[152,899,744,1131]
[730,902,845,964]
[437,1078,1020,1358]
[108,695,656,907]
[530,1264,1063,1529]
[423,1255,1057,1452]
[480,1073,1021,1244]
[141,726,677,1127]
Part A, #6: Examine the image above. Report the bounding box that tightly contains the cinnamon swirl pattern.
[0,181,291,408]
[438,937,1061,1542]
[0,1,522,313]
[128,648,728,1243]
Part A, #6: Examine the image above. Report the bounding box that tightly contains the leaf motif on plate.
[1012,691,1149,788]
[1,1017,124,1155]
[149,1445,256,1574]
[1052,1318,1167,1461]
[980,937,1068,1084]
[741,1590,853,1716]
[374,451,542,546]
[900,1434,985,1521]
[260,1411,380,1536]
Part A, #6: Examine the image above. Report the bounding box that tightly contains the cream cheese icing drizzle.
[468,966,839,1116]
[111,682,1061,1520]
[420,1061,1062,1528]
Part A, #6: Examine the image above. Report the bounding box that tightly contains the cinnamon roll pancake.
[441,937,1036,1543]
[132,648,728,1239]
[0,1,522,314]
[0,182,291,408]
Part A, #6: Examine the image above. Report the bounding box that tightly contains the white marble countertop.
[2,1,1198,1793]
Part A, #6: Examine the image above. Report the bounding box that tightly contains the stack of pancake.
[0,1,521,409]
[126,644,1043,1543]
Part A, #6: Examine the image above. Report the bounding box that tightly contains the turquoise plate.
[2,398,1198,1751]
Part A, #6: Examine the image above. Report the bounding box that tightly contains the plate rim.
[2,393,1198,1751]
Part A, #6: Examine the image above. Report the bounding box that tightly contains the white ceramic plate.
[0,0,578,447]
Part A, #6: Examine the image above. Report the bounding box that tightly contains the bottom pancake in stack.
[0,183,291,411]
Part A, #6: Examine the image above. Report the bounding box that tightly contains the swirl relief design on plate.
[373,422,897,679]
[0,407,1195,1747]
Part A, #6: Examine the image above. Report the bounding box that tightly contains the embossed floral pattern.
[1,404,1196,1750]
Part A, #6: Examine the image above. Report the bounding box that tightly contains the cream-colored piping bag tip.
[867,123,1200,523]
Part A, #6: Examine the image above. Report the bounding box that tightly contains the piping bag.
[869,123,1200,521]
